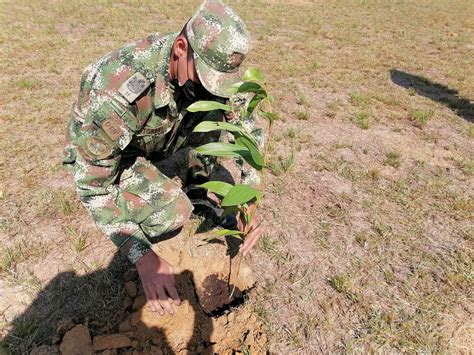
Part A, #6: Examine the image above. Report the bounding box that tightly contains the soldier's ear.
[173,36,188,58]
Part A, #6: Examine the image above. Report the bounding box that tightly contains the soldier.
[63,0,264,316]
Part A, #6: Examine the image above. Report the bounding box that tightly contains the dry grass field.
[1,0,473,353]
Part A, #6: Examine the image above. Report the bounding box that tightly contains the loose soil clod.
[92,333,132,351]
[124,281,138,298]
[59,325,92,355]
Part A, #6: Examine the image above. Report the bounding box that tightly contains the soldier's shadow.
[390,69,473,122]
[2,251,214,354]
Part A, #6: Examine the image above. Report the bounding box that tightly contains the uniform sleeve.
[65,94,192,264]
[65,105,153,264]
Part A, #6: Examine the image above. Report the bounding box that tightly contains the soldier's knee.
[139,188,193,239]
[172,190,194,228]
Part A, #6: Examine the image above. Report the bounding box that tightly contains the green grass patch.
[384,151,401,168]
[294,110,309,120]
[17,78,37,90]
[266,150,296,176]
[456,159,473,175]
[66,227,88,253]
[37,189,79,216]
[349,92,370,107]
[352,111,370,129]
[0,240,47,274]
[410,109,434,127]
[326,203,346,219]
[367,168,381,180]
[309,60,321,70]
[285,127,298,139]
[328,273,358,301]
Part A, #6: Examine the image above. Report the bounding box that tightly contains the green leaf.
[237,82,266,96]
[247,94,265,114]
[193,121,259,147]
[243,68,264,82]
[197,181,233,197]
[187,101,231,112]
[221,184,263,207]
[193,121,246,135]
[195,142,249,158]
[210,229,243,238]
[235,135,264,170]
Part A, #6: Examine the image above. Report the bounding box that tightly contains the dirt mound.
[52,230,267,353]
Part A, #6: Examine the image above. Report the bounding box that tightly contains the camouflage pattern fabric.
[64,29,262,264]
[186,0,250,98]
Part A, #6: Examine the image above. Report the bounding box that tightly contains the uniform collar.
[153,32,178,109]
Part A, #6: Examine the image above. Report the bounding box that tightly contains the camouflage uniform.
[63,0,263,264]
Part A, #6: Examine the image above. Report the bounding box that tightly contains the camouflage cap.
[186,0,250,98]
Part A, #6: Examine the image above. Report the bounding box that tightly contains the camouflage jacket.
[64,32,262,264]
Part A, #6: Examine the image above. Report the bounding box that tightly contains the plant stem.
[228,251,243,299]
[260,101,274,190]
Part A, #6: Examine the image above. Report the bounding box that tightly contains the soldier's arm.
[66,92,193,264]
[67,120,189,315]
[68,133,193,264]
[65,109,154,264]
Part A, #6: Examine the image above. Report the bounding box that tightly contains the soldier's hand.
[238,203,265,256]
[136,250,181,316]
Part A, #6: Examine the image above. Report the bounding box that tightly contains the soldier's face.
[175,36,201,86]
[185,45,201,85]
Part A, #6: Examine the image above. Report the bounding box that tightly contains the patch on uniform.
[118,72,150,103]
[85,136,113,160]
[102,118,123,141]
